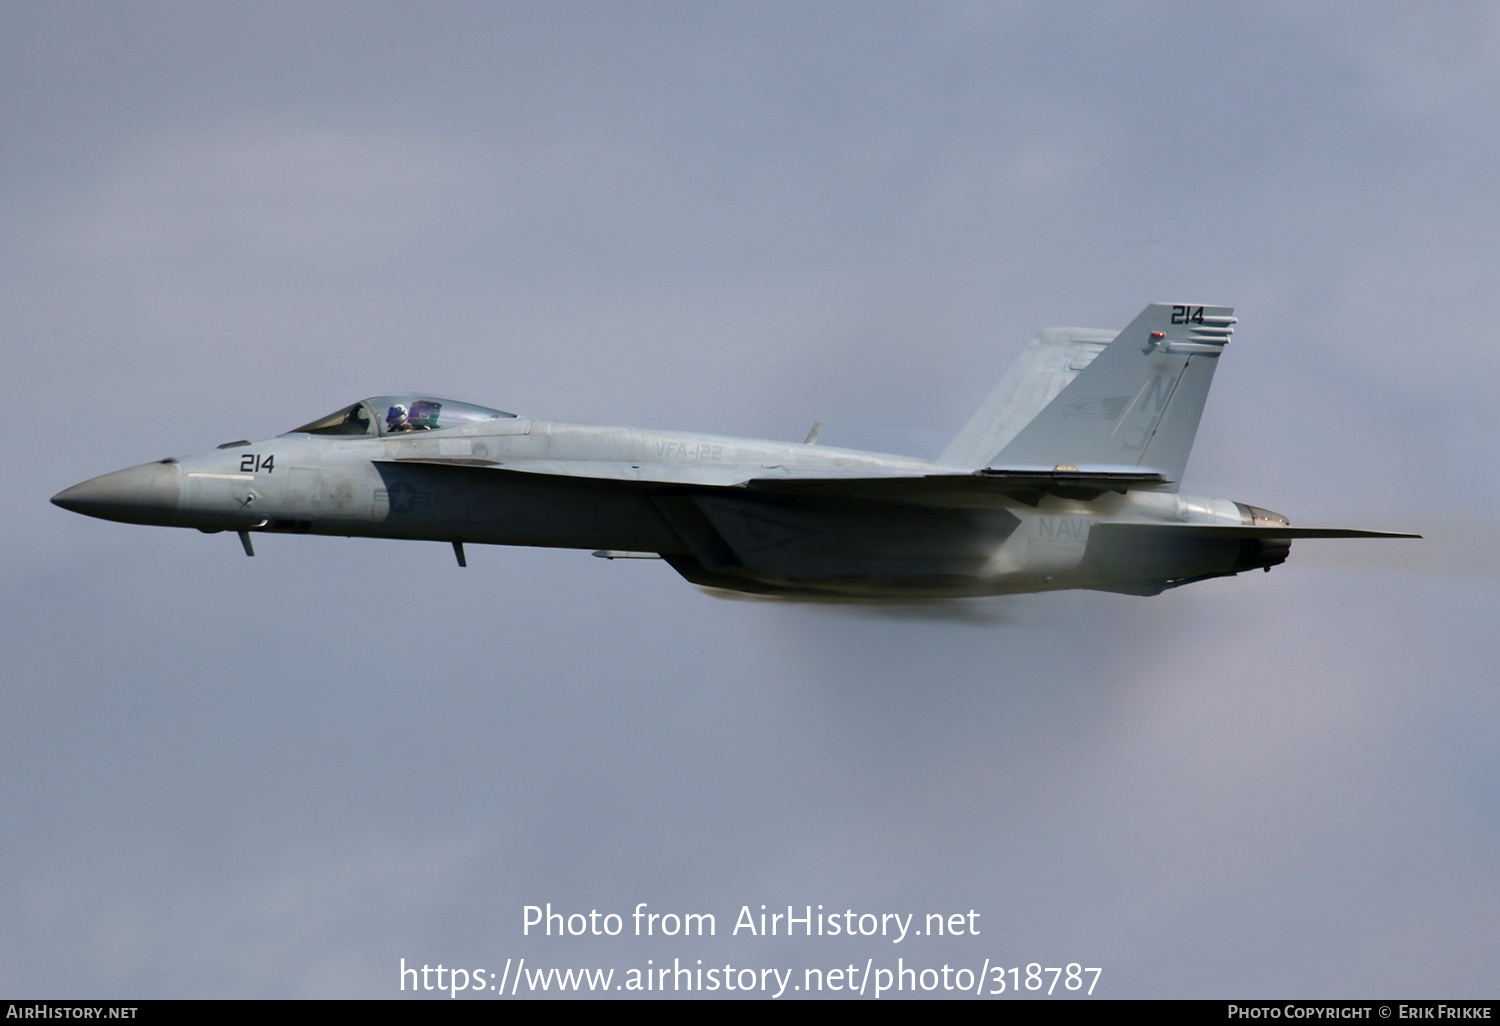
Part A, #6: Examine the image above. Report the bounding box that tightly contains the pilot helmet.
[386,404,408,428]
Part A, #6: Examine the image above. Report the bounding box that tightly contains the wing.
[744,465,1168,505]
[378,456,1169,504]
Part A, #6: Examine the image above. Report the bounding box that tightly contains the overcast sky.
[4,1,1499,999]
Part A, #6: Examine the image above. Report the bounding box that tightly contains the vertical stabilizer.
[991,304,1234,486]
[940,327,1117,467]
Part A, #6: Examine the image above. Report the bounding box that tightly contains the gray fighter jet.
[52,303,1416,598]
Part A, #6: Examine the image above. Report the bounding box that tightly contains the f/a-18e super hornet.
[53,303,1416,598]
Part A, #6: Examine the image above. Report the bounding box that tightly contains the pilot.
[385,404,411,432]
[409,399,442,430]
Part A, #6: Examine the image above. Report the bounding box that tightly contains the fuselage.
[51,407,1280,598]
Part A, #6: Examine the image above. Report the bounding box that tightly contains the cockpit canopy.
[289,396,517,437]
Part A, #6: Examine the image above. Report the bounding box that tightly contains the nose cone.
[52,461,183,526]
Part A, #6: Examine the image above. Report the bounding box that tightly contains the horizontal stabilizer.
[1092,523,1421,540]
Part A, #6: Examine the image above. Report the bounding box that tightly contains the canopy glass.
[290,396,516,437]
